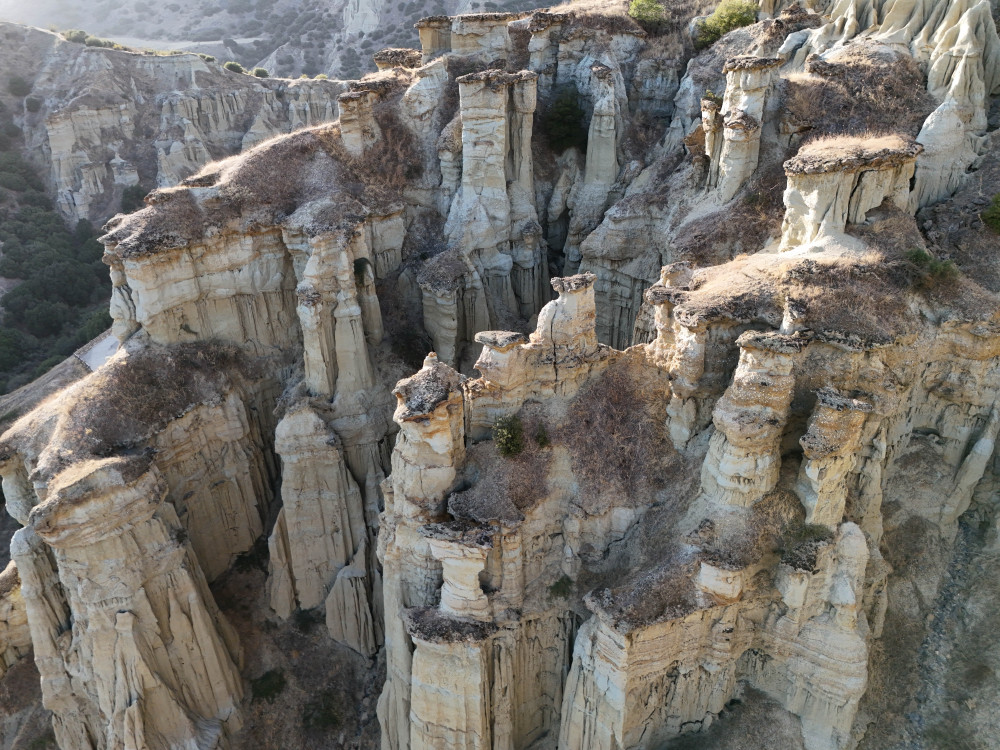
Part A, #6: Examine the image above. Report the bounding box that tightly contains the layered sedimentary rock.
[712,56,781,202]
[2,3,1000,750]
[1,22,344,224]
[8,457,243,749]
[779,136,923,252]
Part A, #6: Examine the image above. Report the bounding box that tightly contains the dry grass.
[668,236,995,343]
[560,361,675,507]
[449,421,551,525]
[672,159,787,264]
[784,42,936,139]
[0,343,261,480]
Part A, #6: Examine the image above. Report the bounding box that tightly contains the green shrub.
[63,29,89,44]
[534,422,550,448]
[982,193,1000,233]
[251,670,287,703]
[25,98,42,114]
[84,35,110,47]
[223,60,245,73]
[314,73,329,80]
[302,689,341,731]
[493,415,524,457]
[120,184,147,213]
[695,0,758,50]
[541,85,588,154]
[549,574,573,599]
[703,88,723,106]
[252,67,269,78]
[7,76,30,97]
[292,607,323,633]
[628,0,665,31]
[906,248,959,284]
[198,53,216,62]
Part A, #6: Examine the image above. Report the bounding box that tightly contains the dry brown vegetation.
[449,415,552,525]
[560,361,676,507]
[784,42,936,139]
[0,343,262,479]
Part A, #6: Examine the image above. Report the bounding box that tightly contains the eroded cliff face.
[1,1,999,749]
[0,22,345,224]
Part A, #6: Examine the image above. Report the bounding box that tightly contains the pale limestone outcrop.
[429,68,548,369]
[794,389,873,528]
[0,562,30,678]
[450,12,529,60]
[710,56,781,203]
[7,23,345,224]
[266,403,366,617]
[769,0,1000,209]
[415,16,452,63]
[700,332,801,508]
[380,278,629,750]
[338,90,382,157]
[778,136,923,252]
[10,458,243,750]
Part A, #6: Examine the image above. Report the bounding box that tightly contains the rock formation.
[2,2,1000,749]
[0,23,346,224]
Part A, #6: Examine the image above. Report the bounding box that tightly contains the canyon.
[1,1,1000,749]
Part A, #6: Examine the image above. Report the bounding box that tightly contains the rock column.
[700,332,802,508]
[715,57,781,203]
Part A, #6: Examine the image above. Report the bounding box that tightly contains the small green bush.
[84,35,109,47]
[120,184,147,213]
[251,670,287,703]
[703,89,723,107]
[534,422,550,448]
[628,0,665,31]
[982,193,1000,233]
[223,60,245,73]
[252,67,269,78]
[7,76,30,97]
[302,689,341,731]
[549,574,573,599]
[314,73,329,80]
[493,415,524,457]
[695,0,758,50]
[25,98,42,114]
[198,53,216,62]
[63,29,89,44]
[906,248,959,284]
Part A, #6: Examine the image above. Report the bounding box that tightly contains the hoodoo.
[1,1,999,749]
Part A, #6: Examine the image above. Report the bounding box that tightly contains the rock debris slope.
[1,1,1000,749]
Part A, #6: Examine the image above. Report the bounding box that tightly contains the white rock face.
[0,562,30,678]
[712,56,781,203]
[778,137,922,252]
[3,23,345,224]
[10,459,243,750]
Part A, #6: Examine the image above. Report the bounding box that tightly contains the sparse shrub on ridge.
[252,67,269,78]
[694,0,758,50]
[223,60,245,73]
[250,670,286,703]
[906,248,959,285]
[628,0,665,31]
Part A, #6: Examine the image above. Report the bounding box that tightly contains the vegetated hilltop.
[1,1,1000,750]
